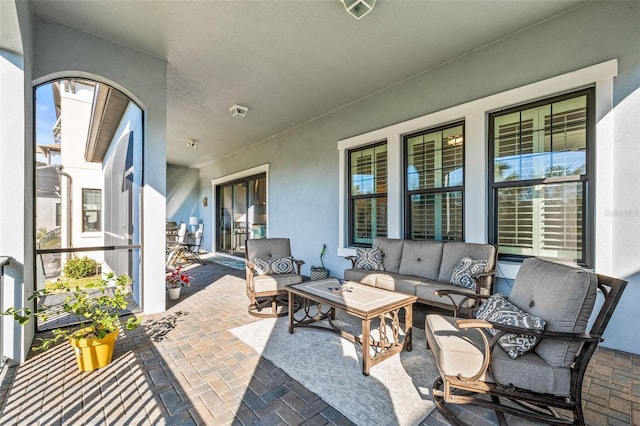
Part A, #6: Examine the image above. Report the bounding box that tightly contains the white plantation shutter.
[405,123,464,241]
[349,143,387,245]
[491,90,591,264]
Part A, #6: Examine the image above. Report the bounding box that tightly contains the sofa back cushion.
[373,237,404,273]
[438,242,497,283]
[398,240,443,279]
[508,257,597,368]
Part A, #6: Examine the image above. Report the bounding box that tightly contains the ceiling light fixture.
[185,139,198,150]
[340,0,376,20]
[229,104,249,118]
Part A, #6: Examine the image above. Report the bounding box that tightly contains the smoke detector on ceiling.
[229,104,249,118]
[185,139,198,150]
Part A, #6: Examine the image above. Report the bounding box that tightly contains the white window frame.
[337,59,617,277]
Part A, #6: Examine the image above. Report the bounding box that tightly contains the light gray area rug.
[230,312,439,426]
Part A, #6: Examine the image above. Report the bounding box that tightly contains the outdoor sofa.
[344,237,498,314]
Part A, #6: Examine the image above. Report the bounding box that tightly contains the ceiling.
[26,0,588,168]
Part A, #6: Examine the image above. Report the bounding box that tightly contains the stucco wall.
[167,164,200,227]
[0,0,35,362]
[30,19,168,314]
[198,2,640,353]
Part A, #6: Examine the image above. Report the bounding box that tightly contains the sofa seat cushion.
[343,269,417,295]
[252,273,303,293]
[425,314,572,396]
[344,269,380,287]
[398,240,443,279]
[415,280,477,307]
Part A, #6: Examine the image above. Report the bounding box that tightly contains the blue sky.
[35,83,56,146]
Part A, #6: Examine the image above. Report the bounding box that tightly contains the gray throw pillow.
[450,256,488,290]
[253,256,295,275]
[354,247,384,271]
[475,293,546,359]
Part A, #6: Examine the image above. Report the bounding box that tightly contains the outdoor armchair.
[245,238,304,317]
[425,257,627,425]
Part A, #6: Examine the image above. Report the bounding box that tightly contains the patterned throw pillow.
[252,256,295,275]
[450,256,488,290]
[475,293,546,359]
[354,247,384,271]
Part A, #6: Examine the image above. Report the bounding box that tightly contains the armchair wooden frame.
[429,273,627,426]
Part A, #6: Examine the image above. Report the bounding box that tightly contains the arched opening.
[34,78,143,329]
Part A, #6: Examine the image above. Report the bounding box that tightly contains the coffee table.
[286,278,417,376]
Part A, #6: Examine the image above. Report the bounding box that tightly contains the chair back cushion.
[373,237,404,273]
[246,238,292,262]
[508,257,598,368]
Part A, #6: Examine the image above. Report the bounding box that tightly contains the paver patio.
[0,258,637,425]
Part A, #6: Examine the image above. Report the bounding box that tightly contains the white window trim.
[211,164,269,255]
[337,59,618,269]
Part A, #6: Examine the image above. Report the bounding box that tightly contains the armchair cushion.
[354,247,385,271]
[450,256,488,290]
[425,314,572,396]
[253,256,295,275]
[475,293,546,359]
[508,257,597,368]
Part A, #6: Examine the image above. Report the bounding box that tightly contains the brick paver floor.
[0,259,637,425]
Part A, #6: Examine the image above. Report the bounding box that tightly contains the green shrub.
[63,256,98,279]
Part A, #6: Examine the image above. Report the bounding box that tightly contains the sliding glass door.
[217,174,267,256]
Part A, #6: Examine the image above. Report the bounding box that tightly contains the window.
[489,88,594,265]
[82,188,102,232]
[349,142,387,246]
[405,123,464,241]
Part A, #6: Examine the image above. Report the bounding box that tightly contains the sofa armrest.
[472,269,496,295]
[345,255,356,268]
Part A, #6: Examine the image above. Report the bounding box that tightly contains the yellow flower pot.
[69,328,119,372]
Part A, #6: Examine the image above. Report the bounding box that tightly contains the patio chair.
[425,257,627,425]
[245,238,304,317]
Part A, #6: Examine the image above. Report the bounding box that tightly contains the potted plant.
[2,272,140,372]
[166,266,191,300]
[310,244,329,280]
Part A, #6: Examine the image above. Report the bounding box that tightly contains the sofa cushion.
[398,240,443,279]
[438,242,497,283]
[372,273,419,295]
[450,256,488,290]
[508,257,597,368]
[343,269,385,288]
[354,247,385,271]
[475,293,546,359]
[253,256,295,275]
[373,237,404,273]
[425,314,572,396]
